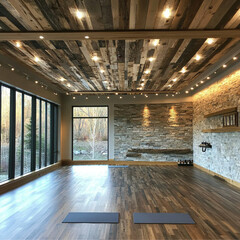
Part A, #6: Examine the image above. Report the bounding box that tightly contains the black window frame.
[72,105,109,161]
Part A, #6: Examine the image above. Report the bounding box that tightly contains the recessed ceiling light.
[107,96,110,99]
[144,69,150,74]
[185,91,189,94]
[145,95,148,98]
[214,72,217,74]
[163,8,171,19]
[67,83,71,87]
[75,89,78,92]
[206,38,215,45]
[141,83,144,87]
[34,56,40,62]
[191,87,194,90]
[85,36,89,39]
[180,67,187,73]
[149,57,155,62]
[66,92,69,95]
[233,57,237,60]
[155,93,158,96]
[11,67,15,71]
[200,80,204,84]
[39,35,44,39]
[35,80,38,84]
[115,92,118,95]
[60,77,65,81]
[133,96,136,98]
[15,41,21,48]
[120,96,122,99]
[172,94,174,97]
[166,94,168,96]
[223,64,227,68]
[207,77,210,80]
[195,54,201,61]
[168,85,172,88]
[196,84,199,87]
[153,39,159,46]
[172,78,177,82]
[76,10,84,19]
[86,97,88,100]
[92,55,99,61]
[98,96,100,98]
[73,97,76,100]
[100,69,105,73]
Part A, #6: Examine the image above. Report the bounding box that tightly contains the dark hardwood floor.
[0,165,239,240]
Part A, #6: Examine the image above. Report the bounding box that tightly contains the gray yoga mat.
[108,165,129,168]
[62,212,119,223]
[133,213,195,224]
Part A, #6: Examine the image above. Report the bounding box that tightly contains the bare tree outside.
[73,107,108,160]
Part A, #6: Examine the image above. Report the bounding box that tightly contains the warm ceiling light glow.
[153,39,159,46]
[34,56,40,62]
[75,89,78,92]
[207,77,210,80]
[223,64,227,68]
[166,94,168,96]
[141,83,145,87]
[115,92,118,95]
[86,97,88,100]
[155,93,158,96]
[11,67,15,71]
[66,93,69,95]
[195,54,201,61]
[100,69,105,73]
[107,96,110,99]
[73,97,76,99]
[233,57,237,60]
[185,91,189,94]
[145,95,148,98]
[149,57,155,62]
[16,41,21,48]
[133,96,136,98]
[172,78,177,82]
[163,8,171,19]
[196,84,199,87]
[180,67,187,73]
[168,85,172,88]
[85,36,89,39]
[120,96,122,99]
[206,38,214,45]
[60,77,65,81]
[35,80,38,84]
[144,69,150,74]
[39,35,44,39]
[76,10,84,19]
[172,94,174,97]
[200,80,204,83]
[92,55,99,61]
[67,83,71,87]
[191,87,194,90]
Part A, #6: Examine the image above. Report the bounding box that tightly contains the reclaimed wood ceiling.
[0,0,240,94]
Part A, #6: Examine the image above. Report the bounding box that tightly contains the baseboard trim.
[0,162,61,194]
[61,159,177,166]
[194,163,240,188]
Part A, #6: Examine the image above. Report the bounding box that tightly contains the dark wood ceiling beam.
[0,30,240,40]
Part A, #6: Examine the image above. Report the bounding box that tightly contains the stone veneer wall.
[193,70,240,183]
[114,103,193,161]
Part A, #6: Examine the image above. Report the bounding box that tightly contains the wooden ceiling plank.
[110,0,119,29]
[145,0,160,29]
[0,17,19,31]
[135,0,149,29]
[118,0,130,29]
[129,0,137,29]
[224,8,240,29]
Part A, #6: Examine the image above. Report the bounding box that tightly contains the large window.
[73,106,108,160]
[0,83,59,183]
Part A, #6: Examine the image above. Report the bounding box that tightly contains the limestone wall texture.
[193,70,240,183]
[114,103,193,161]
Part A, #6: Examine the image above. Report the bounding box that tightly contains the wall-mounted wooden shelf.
[204,107,237,118]
[202,127,240,133]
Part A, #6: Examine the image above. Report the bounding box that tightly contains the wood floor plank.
[0,165,239,239]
